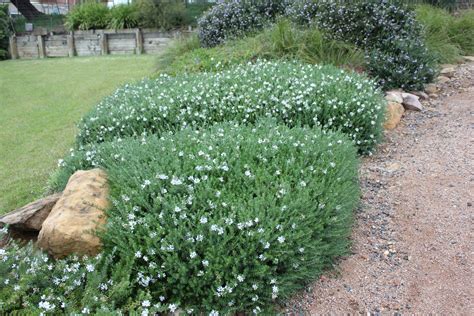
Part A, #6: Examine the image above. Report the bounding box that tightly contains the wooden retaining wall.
[9,29,191,59]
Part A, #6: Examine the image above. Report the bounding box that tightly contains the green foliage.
[314,0,438,90]
[415,4,462,63]
[159,20,364,75]
[135,0,187,30]
[108,4,139,30]
[76,61,384,154]
[65,1,110,31]
[0,4,11,60]
[449,9,474,55]
[46,120,360,313]
[366,37,437,91]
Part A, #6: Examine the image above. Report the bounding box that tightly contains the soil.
[287,61,474,314]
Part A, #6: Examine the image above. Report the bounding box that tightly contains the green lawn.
[0,55,156,214]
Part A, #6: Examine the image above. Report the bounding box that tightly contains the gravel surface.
[285,62,474,314]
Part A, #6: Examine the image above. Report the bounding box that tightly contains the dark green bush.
[366,37,437,91]
[0,4,11,60]
[76,61,384,154]
[197,0,286,47]
[108,4,139,30]
[43,120,360,313]
[135,0,187,30]
[65,1,109,31]
[314,0,438,90]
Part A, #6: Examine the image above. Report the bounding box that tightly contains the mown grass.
[0,55,155,214]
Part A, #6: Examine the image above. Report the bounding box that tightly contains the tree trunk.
[11,0,44,21]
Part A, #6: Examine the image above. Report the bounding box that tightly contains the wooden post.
[9,35,18,60]
[37,35,46,58]
[99,31,108,55]
[67,31,75,57]
[135,28,143,55]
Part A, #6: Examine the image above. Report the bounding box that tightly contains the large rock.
[440,65,455,78]
[424,83,438,95]
[37,169,109,259]
[402,93,423,111]
[384,102,405,130]
[463,56,474,63]
[0,193,61,232]
[385,91,403,104]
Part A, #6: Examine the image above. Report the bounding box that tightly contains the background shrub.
[108,4,139,30]
[135,0,187,30]
[313,0,437,90]
[76,61,384,154]
[45,120,360,313]
[65,1,109,31]
[197,0,286,47]
[0,4,11,60]
[366,37,437,91]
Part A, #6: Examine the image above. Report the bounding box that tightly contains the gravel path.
[288,62,473,314]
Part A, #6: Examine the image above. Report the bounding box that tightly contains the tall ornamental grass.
[76,61,385,154]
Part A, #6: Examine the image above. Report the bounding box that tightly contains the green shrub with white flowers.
[2,120,360,314]
[76,61,385,154]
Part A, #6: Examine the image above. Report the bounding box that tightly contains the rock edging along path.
[288,62,473,314]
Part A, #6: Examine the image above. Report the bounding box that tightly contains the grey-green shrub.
[77,61,384,154]
[44,120,360,313]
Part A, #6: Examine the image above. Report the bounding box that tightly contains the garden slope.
[289,62,473,313]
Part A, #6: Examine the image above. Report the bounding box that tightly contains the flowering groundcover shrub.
[75,61,385,154]
[2,121,360,314]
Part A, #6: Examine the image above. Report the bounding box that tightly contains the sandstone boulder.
[385,91,403,104]
[402,93,423,111]
[37,169,109,259]
[440,65,455,78]
[436,76,450,84]
[424,83,438,95]
[384,102,405,130]
[463,56,474,63]
[0,193,61,232]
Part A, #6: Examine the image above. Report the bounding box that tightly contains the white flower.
[244,170,252,177]
[82,307,90,314]
[174,206,182,213]
[142,300,151,307]
[209,311,219,316]
[202,260,209,267]
[237,275,245,282]
[277,236,285,243]
[190,251,197,259]
[171,176,183,185]
[135,251,142,258]
[86,264,95,272]
[169,304,178,313]
[200,216,208,224]
[157,174,168,180]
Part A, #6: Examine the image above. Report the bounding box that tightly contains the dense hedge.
[0,5,10,60]
[314,0,437,90]
[32,120,360,314]
[76,61,384,154]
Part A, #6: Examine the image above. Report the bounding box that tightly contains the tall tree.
[11,0,44,21]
